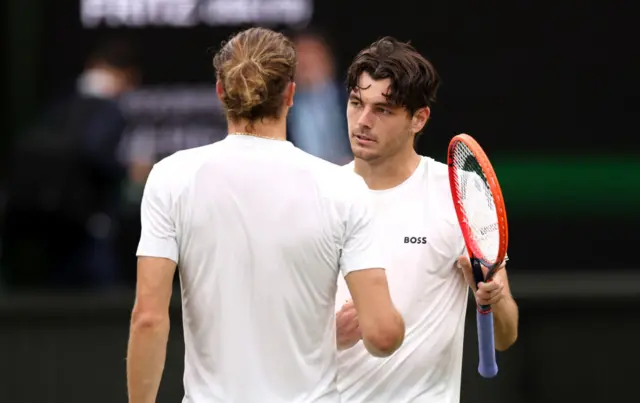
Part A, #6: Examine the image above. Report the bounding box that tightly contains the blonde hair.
[213,27,296,122]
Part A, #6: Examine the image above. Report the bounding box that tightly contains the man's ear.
[411,106,431,134]
[285,81,296,107]
[216,80,224,101]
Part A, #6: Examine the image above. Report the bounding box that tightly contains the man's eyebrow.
[373,101,395,108]
[349,94,396,108]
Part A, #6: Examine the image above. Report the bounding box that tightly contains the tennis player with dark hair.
[334,37,519,402]
[126,28,405,403]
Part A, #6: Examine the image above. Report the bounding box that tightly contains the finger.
[487,282,503,296]
[475,292,491,305]
[476,285,504,306]
[476,294,499,306]
[478,282,502,296]
[478,281,495,292]
[486,293,504,306]
[347,321,360,333]
[338,318,360,335]
[339,324,359,336]
[475,286,495,300]
[476,287,490,298]
[343,308,357,321]
[476,283,498,300]
[341,299,354,309]
[336,309,356,326]
[338,301,356,314]
[488,281,504,299]
[340,303,356,316]
[457,256,472,271]
[340,307,357,321]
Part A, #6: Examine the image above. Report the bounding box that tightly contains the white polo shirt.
[336,156,470,403]
[137,134,384,403]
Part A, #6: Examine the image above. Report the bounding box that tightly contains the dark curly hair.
[346,36,440,116]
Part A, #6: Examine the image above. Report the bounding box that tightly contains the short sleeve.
[136,163,179,263]
[339,179,384,277]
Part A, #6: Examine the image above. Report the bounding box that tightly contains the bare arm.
[337,174,405,357]
[344,268,405,357]
[487,268,518,351]
[128,161,179,402]
[127,257,176,403]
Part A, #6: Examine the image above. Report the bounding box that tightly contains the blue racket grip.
[476,309,498,378]
[471,257,498,378]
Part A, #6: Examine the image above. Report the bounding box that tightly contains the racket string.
[452,142,500,264]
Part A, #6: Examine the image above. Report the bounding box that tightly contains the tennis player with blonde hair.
[126,27,405,403]
[334,37,519,402]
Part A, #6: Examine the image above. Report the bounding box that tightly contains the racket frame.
[447,133,509,280]
[447,133,509,379]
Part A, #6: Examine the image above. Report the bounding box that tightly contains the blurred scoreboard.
[80,0,314,28]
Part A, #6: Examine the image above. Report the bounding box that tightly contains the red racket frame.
[447,133,509,270]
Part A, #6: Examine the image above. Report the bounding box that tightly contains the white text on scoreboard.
[81,0,313,28]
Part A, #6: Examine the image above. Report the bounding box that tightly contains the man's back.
[149,135,369,402]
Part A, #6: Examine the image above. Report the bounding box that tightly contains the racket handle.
[476,309,499,378]
[471,257,498,378]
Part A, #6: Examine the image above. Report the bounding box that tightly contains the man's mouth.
[353,133,376,144]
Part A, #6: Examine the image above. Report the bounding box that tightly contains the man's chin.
[352,147,380,162]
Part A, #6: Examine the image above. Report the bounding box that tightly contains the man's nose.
[357,108,374,129]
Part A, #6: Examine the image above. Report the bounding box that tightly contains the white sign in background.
[81,0,314,28]
[118,84,228,165]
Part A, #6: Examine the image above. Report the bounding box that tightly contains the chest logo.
[404,236,428,244]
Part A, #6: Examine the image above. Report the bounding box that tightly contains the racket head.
[448,133,509,275]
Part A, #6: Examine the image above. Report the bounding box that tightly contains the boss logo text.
[404,237,427,244]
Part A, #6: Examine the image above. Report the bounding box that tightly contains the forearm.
[127,315,170,403]
[491,295,518,351]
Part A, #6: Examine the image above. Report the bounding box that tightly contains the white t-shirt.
[136,134,384,403]
[336,157,469,403]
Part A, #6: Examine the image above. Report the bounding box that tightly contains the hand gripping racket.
[447,133,509,379]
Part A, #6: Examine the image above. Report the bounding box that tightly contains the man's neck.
[354,150,422,190]
[227,117,287,141]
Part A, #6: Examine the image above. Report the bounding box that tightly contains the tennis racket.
[447,133,509,379]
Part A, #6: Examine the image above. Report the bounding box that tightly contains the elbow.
[364,335,401,358]
[363,315,406,358]
[130,309,168,331]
